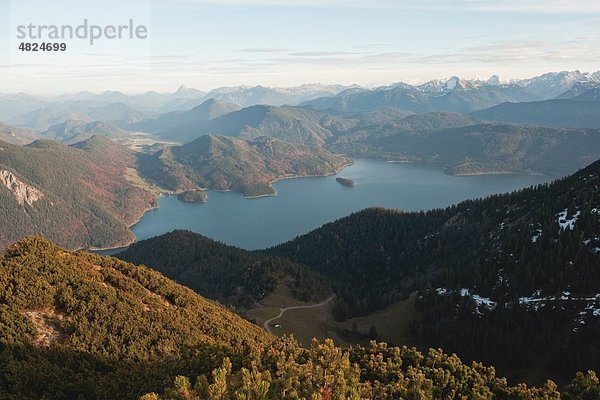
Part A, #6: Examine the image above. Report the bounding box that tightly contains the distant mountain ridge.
[471,99,600,129]
[301,77,539,114]
[195,83,354,108]
[0,93,47,120]
[42,118,128,144]
[5,70,599,130]
[556,81,600,100]
[513,70,600,99]
[126,99,241,136]
[0,121,40,144]
[9,101,157,131]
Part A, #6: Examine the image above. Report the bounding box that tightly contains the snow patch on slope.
[557,208,580,230]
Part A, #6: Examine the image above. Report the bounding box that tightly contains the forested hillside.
[270,158,600,381]
[471,99,600,129]
[0,136,156,250]
[0,237,597,399]
[138,134,349,197]
[0,237,271,399]
[328,122,600,177]
[118,230,331,307]
[129,99,600,178]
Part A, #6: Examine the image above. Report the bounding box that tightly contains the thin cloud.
[289,51,355,57]
[166,0,600,14]
[353,43,389,50]
[462,0,600,14]
[235,48,291,53]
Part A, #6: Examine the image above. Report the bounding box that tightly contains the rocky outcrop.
[21,308,66,347]
[0,170,44,206]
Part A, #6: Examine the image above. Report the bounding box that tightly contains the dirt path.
[263,294,335,334]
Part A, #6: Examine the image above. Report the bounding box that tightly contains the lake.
[116,159,549,251]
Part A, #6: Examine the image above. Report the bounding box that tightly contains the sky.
[0,0,599,95]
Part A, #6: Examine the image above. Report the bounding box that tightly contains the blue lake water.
[122,159,548,251]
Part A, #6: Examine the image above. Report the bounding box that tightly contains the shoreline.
[247,160,354,198]
[245,190,278,200]
[86,194,164,252]
[383,159,545,178]
[451,170,544,177]
[268,159,354,186]
[244,159,354,199]
[452,171,517,177]
[90,161,355,252]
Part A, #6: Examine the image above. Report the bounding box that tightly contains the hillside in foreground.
[0,237,271,399]
[0,237,598,399]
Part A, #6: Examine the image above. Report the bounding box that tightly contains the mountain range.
[4,70,599,126]
[514,70,600,99]
[9,101,157,131]
[301,78,540,114]
[0,93,46,120]
[137,101,600,178]
[180,83,354,109]
[1,84,354,123]
[126,99,242,137]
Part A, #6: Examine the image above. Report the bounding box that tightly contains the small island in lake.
[336,177,355,187]
[177,190,207,203]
